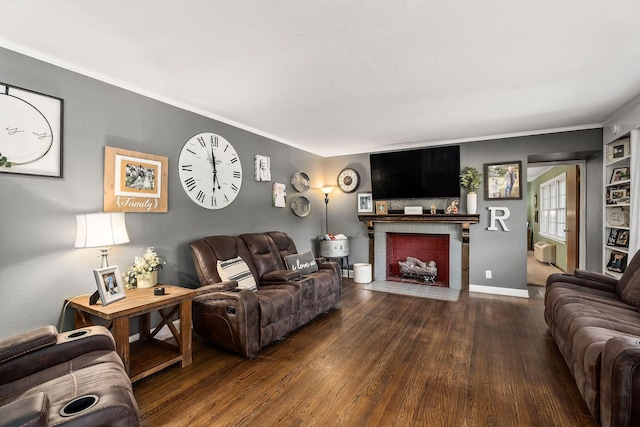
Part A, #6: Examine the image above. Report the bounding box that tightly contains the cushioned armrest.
[260,270,301,282]
[600,336,640,427]
[194,280,238,296]
[0,326,116,384]
[0,392,49,427]
[0,325,57,364]
[546,271,617,293]
[573,269,619,287]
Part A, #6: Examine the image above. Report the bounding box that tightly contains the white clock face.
[178,132,242,209]
[338,168,360,193]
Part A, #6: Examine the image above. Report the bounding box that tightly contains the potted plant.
[123,247,165,289]
[459,166,481,214]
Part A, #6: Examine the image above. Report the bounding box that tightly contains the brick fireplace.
[386,233,450,286]
[357,213,480,290]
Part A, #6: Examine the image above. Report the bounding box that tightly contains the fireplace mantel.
[357,214,480,289]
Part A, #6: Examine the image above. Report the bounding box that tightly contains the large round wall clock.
[178,132,242,209]
[337,168,360,193]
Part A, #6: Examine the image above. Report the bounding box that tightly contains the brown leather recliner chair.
[0,325,139,426]
[190,232,341,356]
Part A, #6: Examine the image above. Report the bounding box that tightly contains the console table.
[67,284,196,382]
[358,214,480,289]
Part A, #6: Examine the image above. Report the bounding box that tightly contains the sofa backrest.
[190,235,258,286]
[267,231,299,260]
[616,249,640,307]
[240,233,286,279]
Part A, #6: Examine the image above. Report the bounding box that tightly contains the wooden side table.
[67,284,196,382]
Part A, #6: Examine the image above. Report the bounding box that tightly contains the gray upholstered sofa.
[544,251,640,427]
[190,231,342,356]
[0,325,139,426]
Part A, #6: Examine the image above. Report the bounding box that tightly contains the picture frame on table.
[93,265,126,306]
[0,82,63,178]
[357,193,373,213]
[484,161,522,200]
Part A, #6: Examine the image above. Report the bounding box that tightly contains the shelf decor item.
[123,247,165,289]
[459,166,481,214]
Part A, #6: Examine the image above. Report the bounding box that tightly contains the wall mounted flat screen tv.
[370,145,460,200]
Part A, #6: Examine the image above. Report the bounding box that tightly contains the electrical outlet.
[485,270,492,279]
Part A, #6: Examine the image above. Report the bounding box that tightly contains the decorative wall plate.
[290,195,311,217]
[291,171,310,192]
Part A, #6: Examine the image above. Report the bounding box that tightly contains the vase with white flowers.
[459,166,481,214]
[123,247,165,289]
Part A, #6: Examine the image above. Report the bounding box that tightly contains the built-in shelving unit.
[603,131,636,278]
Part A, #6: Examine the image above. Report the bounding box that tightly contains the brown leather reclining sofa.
[190,231,342,356]
[545,250,640,427]
[0,325,139,426]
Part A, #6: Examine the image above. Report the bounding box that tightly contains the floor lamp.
[321,186,334,235]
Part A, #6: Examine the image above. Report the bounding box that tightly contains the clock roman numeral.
[233,171,241,179]
[224,194,229,202]
[212,196,217,206]
[212,135,219,147]
[181,164,192,172]
[186,148,196,156]
[196,190,205,203]
[184,177,196,191]
[224,144,229,152]
[231,183,239,193]
[230,157,238,164]
[197,136,206,147]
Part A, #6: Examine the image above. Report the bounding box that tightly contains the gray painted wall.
[0,47,327,338]
[0,46,603,339]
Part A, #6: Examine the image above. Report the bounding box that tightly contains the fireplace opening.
[386,233,450,287]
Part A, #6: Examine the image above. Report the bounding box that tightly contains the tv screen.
[370,145,460,200]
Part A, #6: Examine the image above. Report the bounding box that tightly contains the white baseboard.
[128,319,180,343]
[469,284,530,298]
[342,268,353,278]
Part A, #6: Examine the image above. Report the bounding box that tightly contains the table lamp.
[75,212,130,268]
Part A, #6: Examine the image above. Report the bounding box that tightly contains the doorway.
[527,160,585,282]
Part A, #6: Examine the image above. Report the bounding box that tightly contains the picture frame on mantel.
[357,193,373,213]
[104,146,168,213]
[484,161,522,200]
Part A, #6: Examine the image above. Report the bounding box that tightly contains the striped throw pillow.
[216,256,257,291]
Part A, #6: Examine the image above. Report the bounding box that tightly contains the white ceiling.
[2,1,639,157]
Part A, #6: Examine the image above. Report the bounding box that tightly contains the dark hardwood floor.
[134,280,597,426]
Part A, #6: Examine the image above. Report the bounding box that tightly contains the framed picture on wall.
[0,82,63,177]
[484,161,522,200]
[104,147,168,213]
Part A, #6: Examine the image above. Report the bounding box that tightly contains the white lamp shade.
[320,186,335,195]
[75,212,130,248]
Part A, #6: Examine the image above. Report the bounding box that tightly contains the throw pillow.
[216,256,257,291]
[284,251,318,275]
